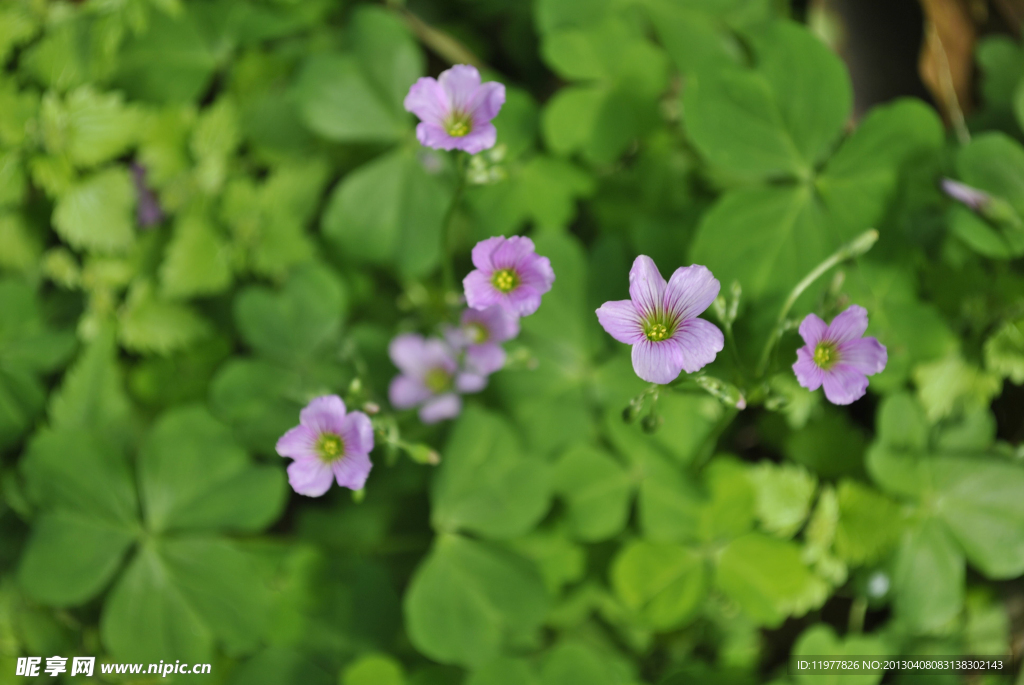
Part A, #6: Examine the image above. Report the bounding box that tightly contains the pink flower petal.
[470,236,504,271]
[838,337,887,375]
[596,300,644,344]
[470,82,506,123]
[491,235,537,270]
[466,343,506,375]
[454,123,497,154]
[455,372,487,393]
[340,411,374,457]
[416,122,464,151]
[504,284,543,316]
[420,393,462,423]
[672,317,724,373]
[438,65,483,113]
[275,425,318,461]
[798,314,828,347]
[462,305,519,343]
[464,269,502,310]
[793,346,824,390]
[631,338,685,385]
[822,364,870,405]
[826,305,869,344]
[287,458,335,497]
[628,256,667,320]
[403,77,449,126]
[389,374,431,409]
[299,395,347,435]
[332,451,372,491]
[389,333,430,375]
[664,265,720,321]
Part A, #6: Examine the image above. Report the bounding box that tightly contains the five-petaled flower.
[388,333,487,423]
[404,64,505,154]
[463,236,555,317]
[596,256,724,384]
[445,305,520,375]
[276,395,374,496]
[792,305,887,405]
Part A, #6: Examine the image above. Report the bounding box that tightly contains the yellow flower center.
[316,433,344,462]
[646,323,669,341]
[813,341,839,370]
[642,313,677,342]
[445,113,472,137]
[425,367,452,393]
[466,322,488,344]
[492,269,517,293]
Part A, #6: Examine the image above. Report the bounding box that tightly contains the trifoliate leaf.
[984,316,1024,384]
[931,457,1024,579]
[404,535,548,668]
[41,87,142,168]
[610,539,707,630]
[749,462,817,538]
[322,148,447,278]
[52,167,136,254]
[0,213,42,272]
[233,263,345,365]
[553,444,633,541]
[48,327,130,436]
[160,209,233,299]
[912,353,1001,423]
[715,533,828,627]
[432,407,551,539]
[138,405,286,534]
[892,519,963,634]
[113,9,217,105]
[833,480,904,566]
[118,282,211,356]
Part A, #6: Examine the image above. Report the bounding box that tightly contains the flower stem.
[441,152,468,297]
[755,229,879,378]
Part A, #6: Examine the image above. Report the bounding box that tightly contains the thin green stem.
[441,152,468,295]
[848,596,868,634]
[755,228,879,378]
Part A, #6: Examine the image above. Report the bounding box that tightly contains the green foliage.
[1,1,1022,682]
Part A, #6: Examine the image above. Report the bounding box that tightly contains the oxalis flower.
[792,305,887,405]
[463,236,555,317]
[444,305,520,375]
[404,64,505,154]
[388,333,487,424]
[276,396,374,497]
[596,256,724,384]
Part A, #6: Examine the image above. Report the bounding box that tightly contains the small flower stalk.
[276,396,374,497]
[792,305,887,405]
[404,64,506,154]
[596,256,724,384]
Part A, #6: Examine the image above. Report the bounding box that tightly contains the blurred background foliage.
[0,0,1022,683]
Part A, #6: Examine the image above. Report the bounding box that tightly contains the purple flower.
[941,178,989,211]
[445,305,520,375]
[596,256,724,385]
[404,64,505,154]
[275,395,374,497]
[463,236,555,317]
[792,305,887,405]
[388,333,487,424]
[131,162,163,228]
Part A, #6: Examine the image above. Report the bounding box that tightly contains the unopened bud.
[641,413,663,433]
[407,443,441,465]
[362,401,380,415]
